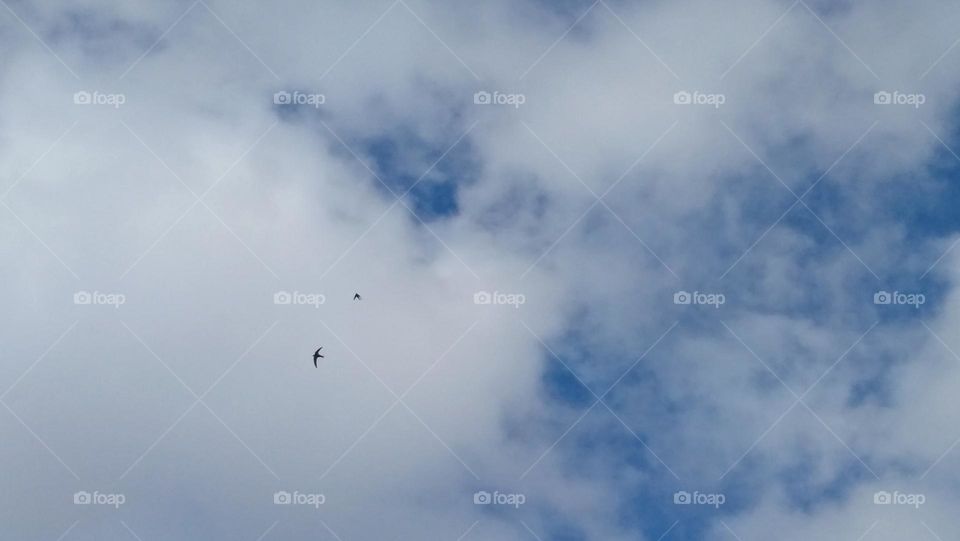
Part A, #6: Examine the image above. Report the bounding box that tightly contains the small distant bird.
[353,293,361,301]
[313,347,324,367]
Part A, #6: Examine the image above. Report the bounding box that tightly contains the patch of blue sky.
[361,129,480,220]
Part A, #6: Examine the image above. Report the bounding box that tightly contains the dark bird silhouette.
[313,347,324,367]
[353,293,362,301]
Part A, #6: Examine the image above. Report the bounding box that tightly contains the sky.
[2,0,960,539]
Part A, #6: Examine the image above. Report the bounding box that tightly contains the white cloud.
[3,0,960,539]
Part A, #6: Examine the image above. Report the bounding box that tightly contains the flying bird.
[313,347,324,367]
[353,293,361,301]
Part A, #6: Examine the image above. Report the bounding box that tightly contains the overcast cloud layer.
[3,0,960,539]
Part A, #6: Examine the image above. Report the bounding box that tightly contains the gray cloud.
[3,0,960,539]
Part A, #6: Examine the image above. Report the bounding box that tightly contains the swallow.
[353,293,361,301]
[313,347,324,367]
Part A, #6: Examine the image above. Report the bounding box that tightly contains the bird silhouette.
[313,347,324,367]
[353,293,361,301]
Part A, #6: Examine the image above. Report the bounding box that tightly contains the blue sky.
[3,0,960,539]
